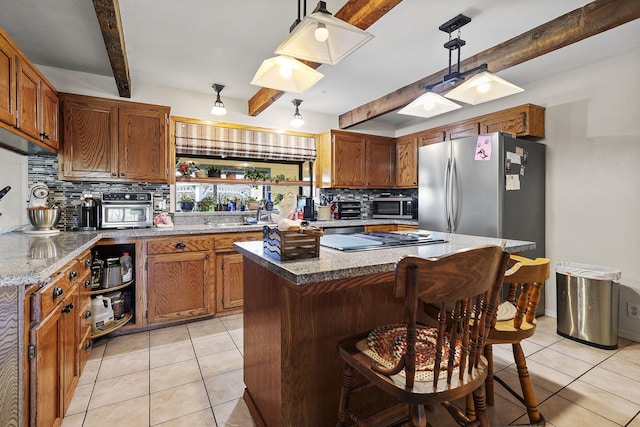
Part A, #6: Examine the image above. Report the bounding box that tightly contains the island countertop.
[234,230,535,286]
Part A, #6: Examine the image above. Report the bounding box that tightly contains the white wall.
[0,150,29,232]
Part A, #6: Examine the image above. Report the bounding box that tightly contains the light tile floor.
[62,314,640,427]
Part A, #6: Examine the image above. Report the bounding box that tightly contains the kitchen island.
[234,232,535,427]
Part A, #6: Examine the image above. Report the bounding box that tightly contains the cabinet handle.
[85,310,92,319]
[120,173,125,177]
[85,341,92,350]
[40,132,50,140]
[205,255,209,260]
[111,173,117,177]
[69,270,78,279]
[85,258,91,266]
[175,242,186,250]
[62,303,74,314]
[84,279,91,288]
[52,286,63,299]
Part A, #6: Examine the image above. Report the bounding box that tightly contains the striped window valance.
[175,121,316,161]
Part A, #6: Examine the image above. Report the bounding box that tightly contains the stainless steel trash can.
[556,262,622,349]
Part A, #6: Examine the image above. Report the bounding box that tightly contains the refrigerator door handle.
[444,158,452,231]
[450,158,458,232]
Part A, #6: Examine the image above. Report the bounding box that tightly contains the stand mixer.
[25,182,61,235]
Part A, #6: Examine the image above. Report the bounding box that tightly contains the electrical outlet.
[628,303,640,319]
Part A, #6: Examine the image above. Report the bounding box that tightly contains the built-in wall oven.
[99,192,153,229]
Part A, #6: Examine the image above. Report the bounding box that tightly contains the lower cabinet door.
[30,304,64,427]
[216,252,244,312]
[147,251,214,324]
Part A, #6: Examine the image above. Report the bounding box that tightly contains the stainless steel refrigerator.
[419,131,545,253]
[419,132,546,309]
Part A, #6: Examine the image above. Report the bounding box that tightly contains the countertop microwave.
[371,197,417,219]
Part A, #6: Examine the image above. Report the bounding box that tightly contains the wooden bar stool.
[484,255,550,426]
[336,245,510,427]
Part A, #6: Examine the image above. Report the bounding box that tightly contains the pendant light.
[444,70,524,105]
[250,55,324,93]
[398,91,461,118]
[210,84,227,116]
[399,14,523,119]
[275,1,374,65]
[290,99,304,127]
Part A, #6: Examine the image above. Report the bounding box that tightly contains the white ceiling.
[0,0,638,127]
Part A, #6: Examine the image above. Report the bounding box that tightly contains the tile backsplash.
[28,155,170,230]
[318,188,417,219]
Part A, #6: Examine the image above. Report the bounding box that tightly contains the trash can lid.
[556,262,622,282]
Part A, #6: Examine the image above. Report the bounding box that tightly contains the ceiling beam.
[92,0,131,98]
[339,0,640,129]
[248,0,403,117]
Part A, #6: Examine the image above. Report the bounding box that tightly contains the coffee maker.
[78,195,98,231]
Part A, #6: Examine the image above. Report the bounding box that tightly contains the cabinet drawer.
[32,261,79,321]
[214,232,262,252]
[76,249,92,278]
[147,236,213,255]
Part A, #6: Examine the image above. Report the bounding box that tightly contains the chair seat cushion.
[357,323,462,381]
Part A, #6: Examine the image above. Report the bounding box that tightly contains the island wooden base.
[243,258,420,426]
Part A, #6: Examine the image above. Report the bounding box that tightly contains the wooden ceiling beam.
[92,0,131,98]
[339,0,640,129]
[248,0,403,117]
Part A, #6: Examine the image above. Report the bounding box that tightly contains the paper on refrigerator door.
[506,174,521,191]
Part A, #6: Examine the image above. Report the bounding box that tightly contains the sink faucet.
[256,206,262,222]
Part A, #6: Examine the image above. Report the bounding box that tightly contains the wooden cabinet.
[445,119,480,140]
[0,27,58,153]
[366,135,395,188]
[214,232,262,314]
[146,235,215,324]
[59,93,170,183]
[395,135,418,187]
[16,57,59,151]
[418,128,446,147]
[75,250,93,371]
[411,104,544,149]
[480,103,545,138]
[316,130,395,188]
[0,30,16,126]
[29,261,80,427]
[216,253,244,311]
[364,224,418,232]
[332,131,365,187]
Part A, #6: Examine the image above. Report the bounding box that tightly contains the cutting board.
[320,234,383,250]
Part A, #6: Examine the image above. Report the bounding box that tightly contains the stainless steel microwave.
[371,197,417,219]
[99,192,153,229]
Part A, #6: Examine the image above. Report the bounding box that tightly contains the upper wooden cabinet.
[480,104,545,138]
[0,28,58,153]
[395,135,417,188]
[316,130,395,188]
[0,31,16,126]
[414,104,545,148]
[59,93,170,183]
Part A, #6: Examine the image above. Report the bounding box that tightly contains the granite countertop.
[0,219,418,287]
[234,231,535,286]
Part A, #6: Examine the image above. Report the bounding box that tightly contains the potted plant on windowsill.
[197,196,216,212]
[179,195,195,212]
[246,196,259,211]
[206,166,221,178]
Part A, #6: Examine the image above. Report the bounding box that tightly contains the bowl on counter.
[27,207,61,230]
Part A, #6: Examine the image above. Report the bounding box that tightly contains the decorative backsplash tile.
[28,155,170,230]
